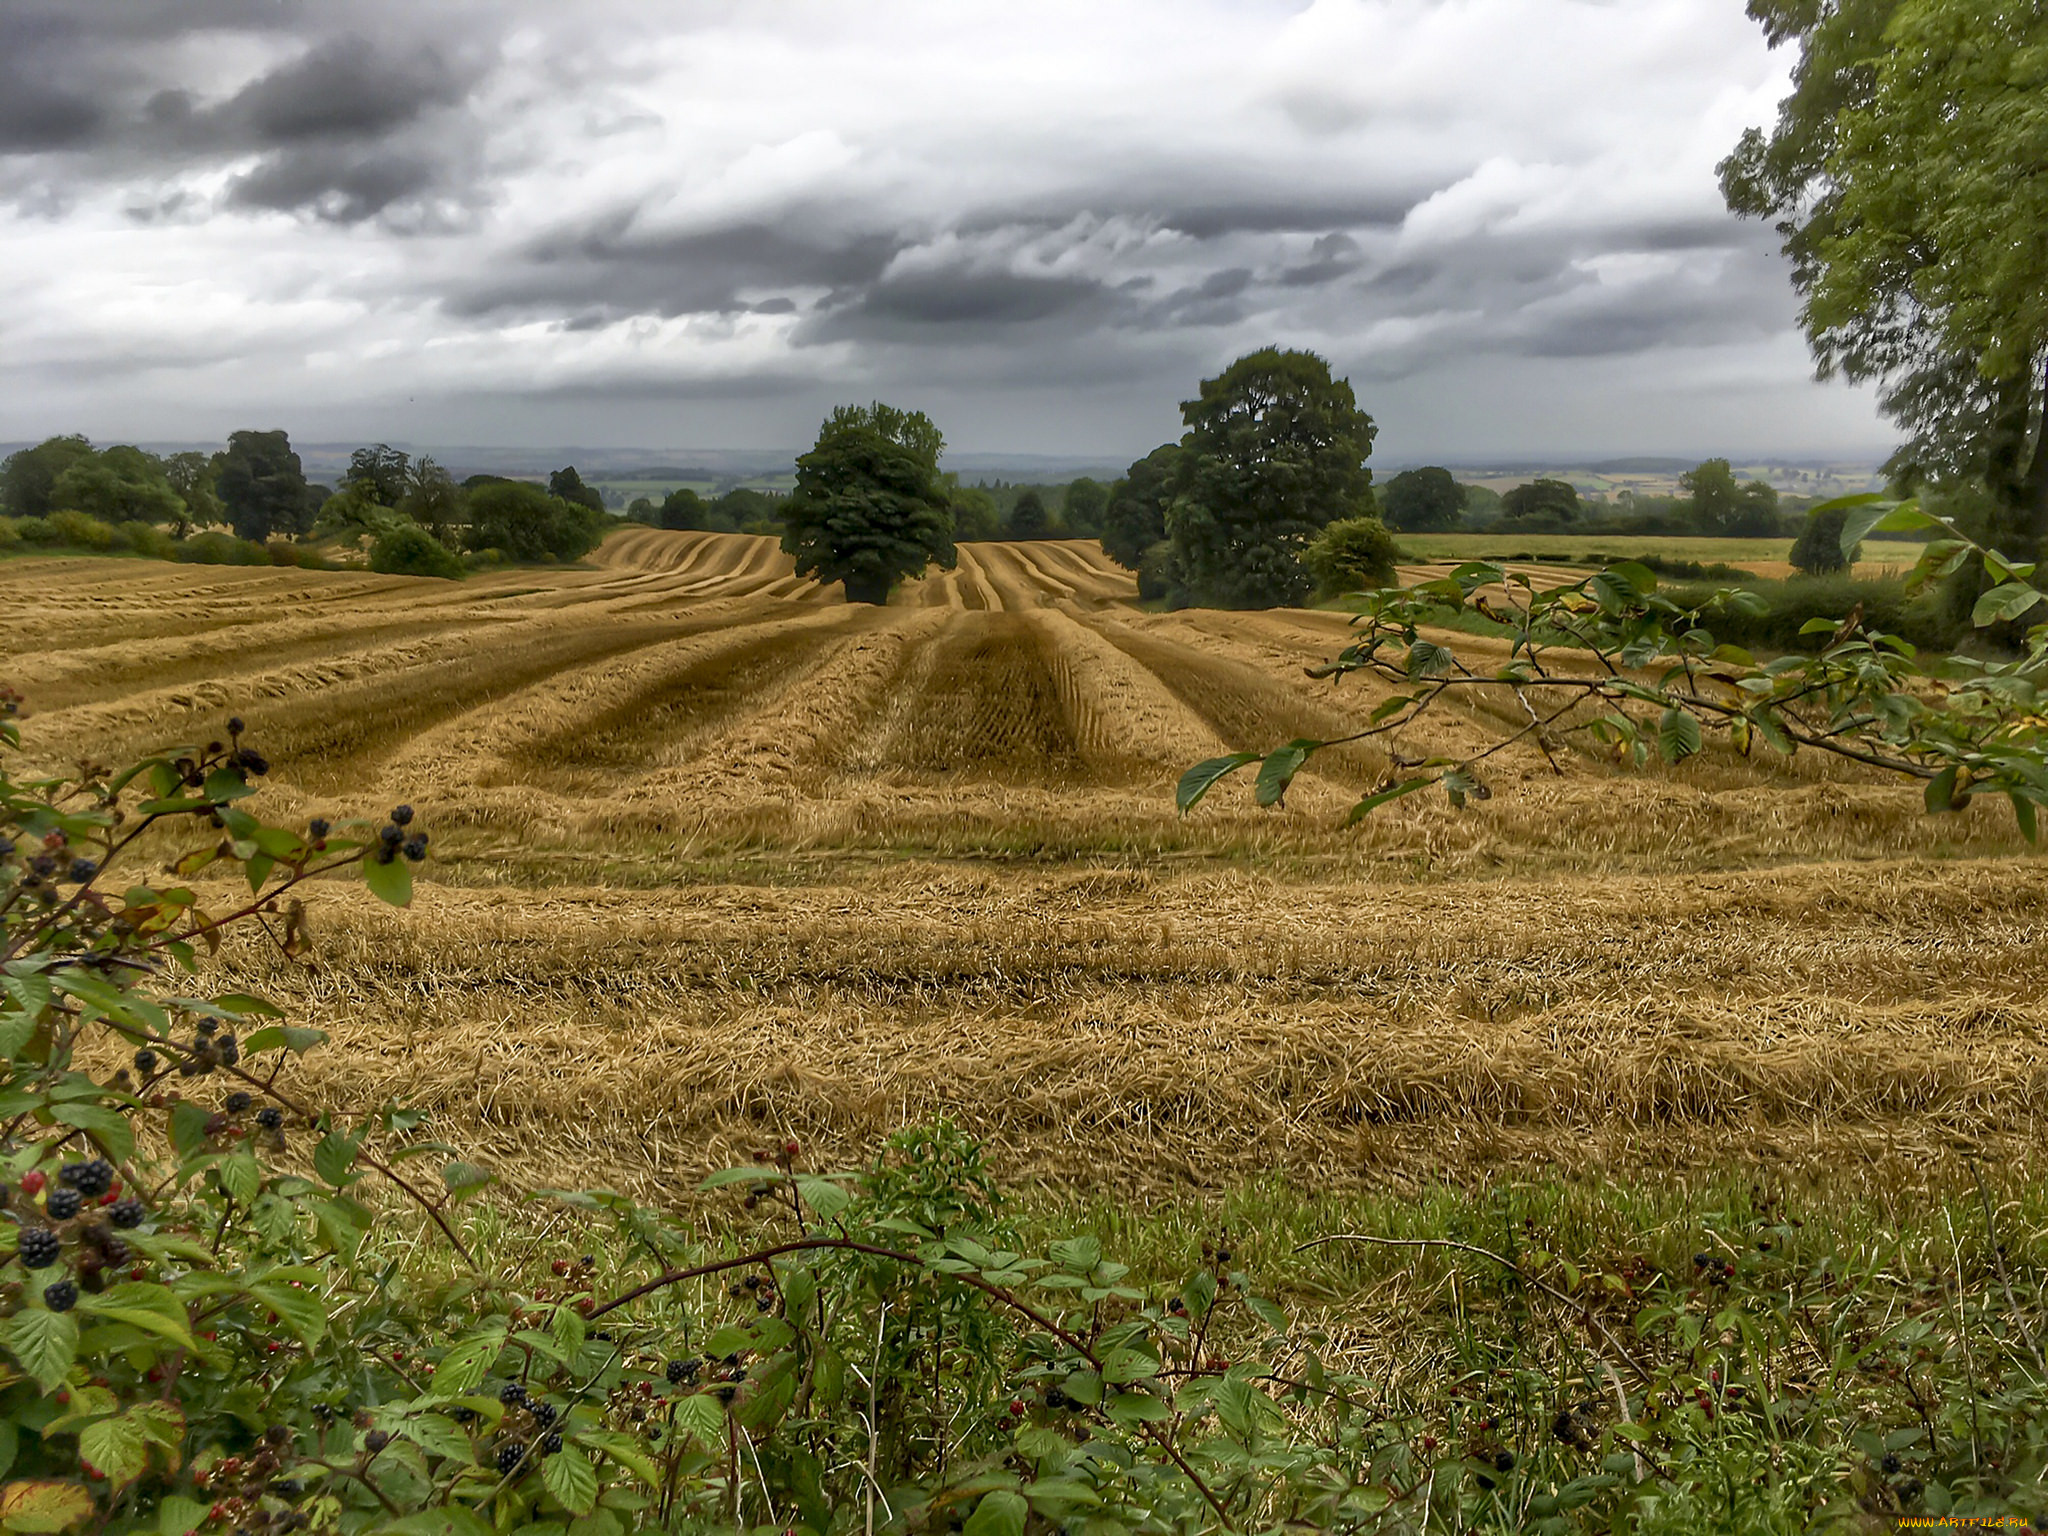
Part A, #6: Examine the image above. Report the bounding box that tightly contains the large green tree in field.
[779,402,955,604]
[1680,458,1781,537]
[212,430,314,543]
[49,446,185,526]
[1167,347,1377,608]
[1100,444,1184,571]
[1382,466,1463,532]
[0,435,95,518]
[1722,0,2048,559]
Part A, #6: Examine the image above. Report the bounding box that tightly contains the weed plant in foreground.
[0,709,2043,1534]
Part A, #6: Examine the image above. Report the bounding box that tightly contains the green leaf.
[239,1025,327,1057]
[247,1281,326,1346]
[1835,496,1933,557]
[1972,581,2044,627]
[2011,793,2038,844]
[4,1311,76,1393]
[49,1104,133,1164]
[218,1150,261,1206]
[314,1130,363,1188]
[201,767,257,803]
[792,1175,852,1220]
[1101,1349,1157,1384]
[1606,560,1656,595]
[1103,1390,1172,1425]
[1925,765,1960,814]
[159,1496,208,1536]
[1346,776,1432,825]
[77,1412,148,1490]
[1175,753,1259,813]
[169,1103,213,1157]
[1253,741,1316,808]
[75,1284,193,1350]
[0,1480,94,1533]
[363,854,414,908]
[432,1325,507,1397]
[540,1446,598,1516]
[960,1490,1027,1536]
[1656,707,1703,765]
[670,1394,724,1449]
[441,1162,495,1202]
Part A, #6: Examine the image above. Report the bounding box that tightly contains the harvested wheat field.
[9,531,2044,1195]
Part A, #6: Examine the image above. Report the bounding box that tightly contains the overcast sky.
[0,0,1892,464]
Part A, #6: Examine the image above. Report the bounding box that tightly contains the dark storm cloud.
[224,35,471,143]
[448,218,906,322]
[0,7,499,224]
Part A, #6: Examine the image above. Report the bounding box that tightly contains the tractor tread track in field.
[13,529,1997,870]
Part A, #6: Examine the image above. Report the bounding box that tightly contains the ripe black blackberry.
[495,1442,527,1477]
[228,716,246,735]
[378,824,404,849]
[43,1279,78,1313]
[60,1159,115,1196]
[363,1430,391,1454]
[97,1235,130,1268]
[218,1036,240,1067]
[66,858,98,884]
[664,1358,696,1385]
[256,1108,283,1132]
[197,1019,219,1037]
[307,818,331,840]
[539,1432,562,1455]
[16,1227,60,1268]
[497,1381,527,1406]
[133,1048,158,1074]
[390,805,414,827]
[527,1402,558,1429]
[46,1188,82,1221]
[402,834,428,862]
[226,1092,253,1113]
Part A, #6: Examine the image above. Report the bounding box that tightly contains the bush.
[44,509,122,551]
[9,517,63,547]
[118,521,177,559]
[1302,514,1402,598]
[175,531,273,566]
[370,524,466,579]
[0,519,18,552]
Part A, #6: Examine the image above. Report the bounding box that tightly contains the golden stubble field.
[6,530,2042,1196]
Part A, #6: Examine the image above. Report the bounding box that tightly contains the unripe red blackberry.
[20,1170,45,1197]
[44,1279,79,1312]
[17,1227,60,1268]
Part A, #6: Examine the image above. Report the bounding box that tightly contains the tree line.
[0,434,613,577]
